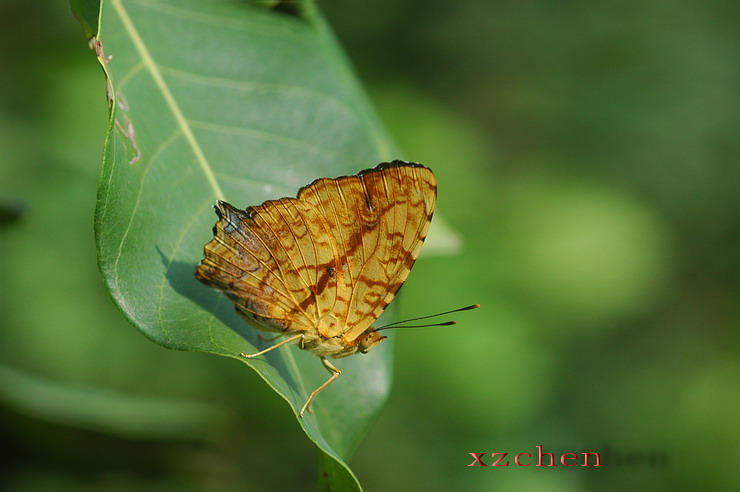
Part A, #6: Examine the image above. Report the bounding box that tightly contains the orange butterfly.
[196,161,472,416]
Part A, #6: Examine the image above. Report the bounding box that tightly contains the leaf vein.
[111,0,225,200]
[187,119,365,166]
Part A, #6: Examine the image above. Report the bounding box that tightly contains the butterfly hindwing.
[197,199,333,333]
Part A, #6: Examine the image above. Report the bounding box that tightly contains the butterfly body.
[195,161,436,415]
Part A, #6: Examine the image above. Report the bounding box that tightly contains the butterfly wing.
[196,161,436,342]
[297,161,437,341]
[195,197,341,334]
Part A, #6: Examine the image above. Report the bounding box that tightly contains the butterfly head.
[356,329,387,354]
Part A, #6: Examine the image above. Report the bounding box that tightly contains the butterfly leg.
[240,334,303,358]
[300,357,341,418]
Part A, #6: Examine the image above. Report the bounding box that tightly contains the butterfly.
[196,161,447,417]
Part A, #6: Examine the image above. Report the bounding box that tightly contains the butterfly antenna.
[375,304,480,331]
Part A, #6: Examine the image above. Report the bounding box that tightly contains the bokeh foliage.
[1,0,738,490]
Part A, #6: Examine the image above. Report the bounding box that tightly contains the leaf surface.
[90,0,401,488]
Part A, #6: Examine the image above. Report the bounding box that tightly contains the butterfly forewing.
[298,164,437,341]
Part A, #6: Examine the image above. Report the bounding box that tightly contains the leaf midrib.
[111,0,225,200]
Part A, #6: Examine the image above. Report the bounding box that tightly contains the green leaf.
[88,0,401,489]
[70,0,101,38]
[0,365,230,440]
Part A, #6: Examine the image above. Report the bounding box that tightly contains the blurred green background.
[1,1,737,490]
